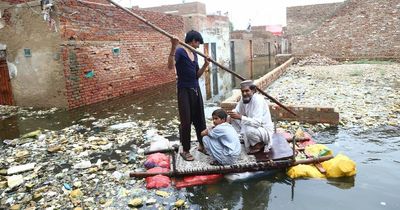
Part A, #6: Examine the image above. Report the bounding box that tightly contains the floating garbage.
[7,163,36,175]
[73,161,92,169]
[21,130,41,139]
[107,122,136,130]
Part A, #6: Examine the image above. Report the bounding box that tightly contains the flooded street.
[192,126,400,210]
[1,59,400,209]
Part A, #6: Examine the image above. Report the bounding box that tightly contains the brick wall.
[252,31,275,56]
[286,2,344,36]
[230,30,276,56]
[0,0,34,3]
[230,30,252,40]
[142,2,206,32]
[58,0,184,108]
[288,0,400,60]
[142,2,206,16]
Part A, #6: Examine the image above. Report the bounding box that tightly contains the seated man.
[201,109,241,165]
[228,80,274,154]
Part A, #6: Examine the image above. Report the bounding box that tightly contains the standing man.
[227,80,274,154]
[168,30,210,161]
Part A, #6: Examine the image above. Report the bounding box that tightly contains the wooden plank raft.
[130,133,333,178]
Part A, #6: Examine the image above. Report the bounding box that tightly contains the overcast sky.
[117,0,344,29]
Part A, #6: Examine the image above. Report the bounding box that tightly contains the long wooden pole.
[105,0,296,116]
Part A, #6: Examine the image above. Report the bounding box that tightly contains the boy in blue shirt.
[201,109,241,165]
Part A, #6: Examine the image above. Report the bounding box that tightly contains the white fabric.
[232,94,274,153]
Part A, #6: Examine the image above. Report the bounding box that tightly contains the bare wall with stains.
[0,1,68,107]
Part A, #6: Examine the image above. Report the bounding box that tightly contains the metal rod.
[104,0,296,117]
[292,136,296,162]
[144,147,176,155]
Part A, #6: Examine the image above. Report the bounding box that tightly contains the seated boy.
[201,109,241,165]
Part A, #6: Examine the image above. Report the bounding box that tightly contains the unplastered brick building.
[0,0,184,108]
[287,0,400,60]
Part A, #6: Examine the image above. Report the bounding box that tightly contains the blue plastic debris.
[85,70,94,78]
[63,183,72,190]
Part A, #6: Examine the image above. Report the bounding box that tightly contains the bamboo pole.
[104,0,296,117]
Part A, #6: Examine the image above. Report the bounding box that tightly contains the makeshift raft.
[130,132,332,179]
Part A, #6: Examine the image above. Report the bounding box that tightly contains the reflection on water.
[326,176,355,189]
[204,57,276,103]
[186,179,273,210]
[0,83,179,140]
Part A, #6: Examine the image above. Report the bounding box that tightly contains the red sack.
[175,174,223,189]
[146,175,171,189]
[300,132,315,147]
[147,167,169,173]
[144,153,170,169]
[278,131,315,147]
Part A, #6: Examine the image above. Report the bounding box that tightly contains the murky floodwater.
[1,58,399,209]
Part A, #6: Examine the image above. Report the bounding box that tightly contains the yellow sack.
[321,154,357,178]
[287,164,326,179]
[305,144,333,157]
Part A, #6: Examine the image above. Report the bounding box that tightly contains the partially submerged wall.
[0,1,68,107]
[59,0,184,108]
[0,0,185,109]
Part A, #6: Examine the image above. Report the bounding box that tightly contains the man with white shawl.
[228,80,274,154]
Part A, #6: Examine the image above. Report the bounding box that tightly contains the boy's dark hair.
[185,30,204,44]
[212,109,228,120]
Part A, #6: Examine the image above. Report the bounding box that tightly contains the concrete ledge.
[220,56,340,125]
[270,105,339,125]
[275,54,292,66]
[221,103,339,125]
[294,54,400,63]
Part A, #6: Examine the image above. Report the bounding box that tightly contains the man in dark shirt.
[168,30,210,161]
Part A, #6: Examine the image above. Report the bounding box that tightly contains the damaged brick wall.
[143,2,207,32]
[287,0,400,60]
[286,2,344,36]
[58,0,184,108]
[251,31,275,56]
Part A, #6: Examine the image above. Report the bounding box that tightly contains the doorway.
[0,50,14,105]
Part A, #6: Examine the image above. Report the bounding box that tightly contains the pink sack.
[146,174,171,189]
[144,153,170,169]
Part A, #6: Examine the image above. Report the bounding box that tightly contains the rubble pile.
[297,54,339,66]
[268,63,400,129]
